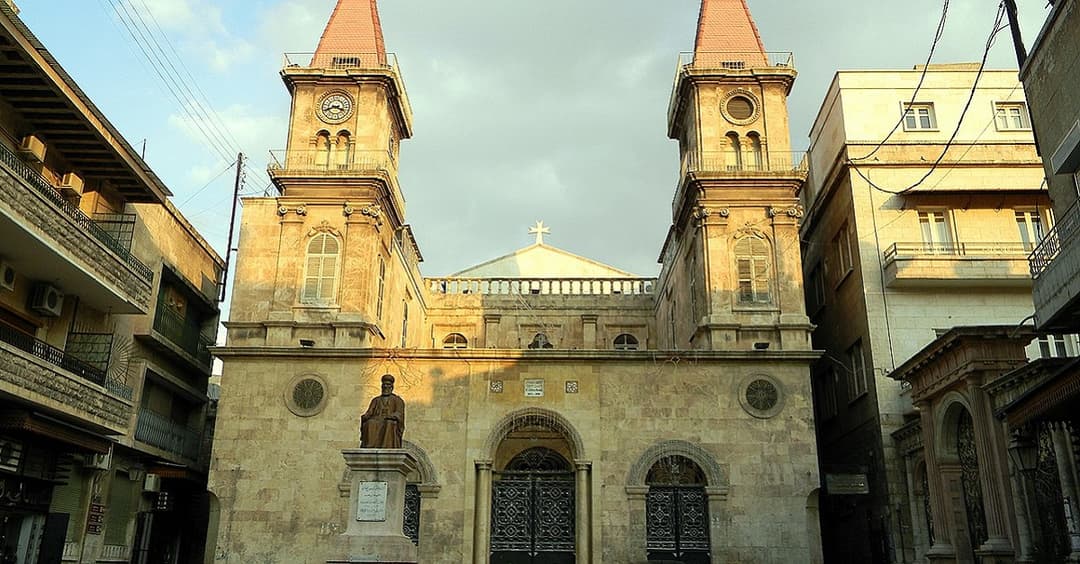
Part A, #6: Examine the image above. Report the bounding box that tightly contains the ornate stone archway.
[473,408,592,564]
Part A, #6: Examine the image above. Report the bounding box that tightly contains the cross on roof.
[529,221,551,245]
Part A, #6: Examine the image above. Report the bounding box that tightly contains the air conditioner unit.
[0,261,15,292]
[30,283,64,317]
[18,134,46,163]
[143,473,161,493]
[0,438,23,473]
[59,172,84,198]
[84,446,112,471]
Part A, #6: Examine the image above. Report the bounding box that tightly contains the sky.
[18,0,1052,281]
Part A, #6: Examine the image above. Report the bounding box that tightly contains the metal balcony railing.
[427,277,657,296]
[682,151,808,176]
[0,322,107,388]
[0,142,153,282]
[268,149,397,178]
[135,408,200,460]
[1030,199,1080,278]
[153,305,214,369]
[885,242,1032,262]
[283,52,400,71]
[677,51,795,72]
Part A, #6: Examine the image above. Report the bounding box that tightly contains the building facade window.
[614,333,639,351]
[994,102,1029,130]
[688,254,698,320]
[726,132,742,170]
[735,235,771,304]
[400,301,409,348]
[301,233,340,304]
[1015,209,1047,251]
[832,223,854,282]
[847,340,868,401]
[1037,334,1077,358]
[376,257,386,320]
[903,103,937,130]
[443,333,468,349]
[918,210,952,252]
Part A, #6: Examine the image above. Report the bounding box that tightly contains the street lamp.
[1008,428,1039,474]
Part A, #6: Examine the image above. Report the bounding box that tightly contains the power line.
[850,1,1008,196]
[851,0,951,162]
[179,158,238,206]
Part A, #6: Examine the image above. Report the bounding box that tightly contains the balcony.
[143,304,214,373]
[0,323,131,434]
[427,277,657,296]
[1030,200,1080,331]
[681,150,808,178]
[677,51,795,72]
[883,242,1034,287]
[0,142,153,314]
[134,408,200,461]
[268,149,397,178]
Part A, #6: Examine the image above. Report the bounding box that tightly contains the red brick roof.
[694,0,767,62]
[313,0,386,62]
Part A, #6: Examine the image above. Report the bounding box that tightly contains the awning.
[0,410,112,453]
[1004,356,1080,426]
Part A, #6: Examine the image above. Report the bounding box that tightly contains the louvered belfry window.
[735,235,771,304]
[302,234,340,304]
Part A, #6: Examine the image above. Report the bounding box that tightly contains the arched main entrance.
[491,447,576,563]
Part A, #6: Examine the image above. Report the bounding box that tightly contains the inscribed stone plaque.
[825,473,869,495]
[524,379,544,397]
[356,481,388,521]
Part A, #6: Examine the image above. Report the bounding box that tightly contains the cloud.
[126,0,253,71]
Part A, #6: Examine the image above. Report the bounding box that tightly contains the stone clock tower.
[225,0,415,344]
[660,0,812,352]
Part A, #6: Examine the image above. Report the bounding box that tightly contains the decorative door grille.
[491,447,575,563]
[1032,425,1069,563]
[956,411,988,556]
[403,484,420,546]
[647,486,710,560]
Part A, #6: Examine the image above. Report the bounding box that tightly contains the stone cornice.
[210,346,822,363]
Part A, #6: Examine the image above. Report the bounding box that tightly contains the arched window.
[748,131,763,170]
[528,333,553,349]
[301,233,340,304]
[646,455,710,561]
[335,130,352,169]
[726,132,742,170]
[314,130,331,168]
[735,235,771,304]
[443,333,468,349]
[614,333,639,351]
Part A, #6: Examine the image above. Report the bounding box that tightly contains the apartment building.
[0,4,223,563]
[801,66,1049,563]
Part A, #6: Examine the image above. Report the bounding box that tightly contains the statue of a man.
[361,374,405,449]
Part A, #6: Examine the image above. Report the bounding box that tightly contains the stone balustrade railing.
[426,277,657,296]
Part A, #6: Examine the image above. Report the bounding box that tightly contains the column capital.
[574,459,593,471]
[475,459,493,471]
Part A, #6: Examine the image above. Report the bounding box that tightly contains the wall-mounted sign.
[826,473,869,495]
[524,379,544,398]
[356,481,388,522]
[87,497,106,535]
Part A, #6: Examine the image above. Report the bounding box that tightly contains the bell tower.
[228,0,417,345]
[659,0,811,351]
[274,0,413,221]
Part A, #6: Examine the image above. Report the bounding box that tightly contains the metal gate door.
[647,486,710,563]
[491,446,575,564]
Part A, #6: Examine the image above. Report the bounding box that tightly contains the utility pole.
[219,152,243,302]
[1003,0,1028,69]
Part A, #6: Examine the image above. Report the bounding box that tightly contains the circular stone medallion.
[737,374,785,419]
[285,374,329,417]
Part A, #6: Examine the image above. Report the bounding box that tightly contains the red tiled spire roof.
[694,0,767,63]
[313,0,386,62]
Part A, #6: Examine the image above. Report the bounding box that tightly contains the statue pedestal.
[327,449,418,564]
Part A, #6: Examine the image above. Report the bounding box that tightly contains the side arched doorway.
[645,455,710,563]
[491,447,576,563]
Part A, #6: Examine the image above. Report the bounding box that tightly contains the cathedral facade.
[208,1,823,562]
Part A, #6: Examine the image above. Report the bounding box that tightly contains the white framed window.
[918,210,953,253]
[832,223,854,282]
[1015,209,1048,251]
[994,102,1030,131]
[847,340,868,401]
[1037,334,1078,358]
[614,333,639,351]
[442,333,468,349]
[301,233,340,304]
[735,235,772,304]
[903,103,937,131]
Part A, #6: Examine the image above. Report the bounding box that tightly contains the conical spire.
[312,0,387,66]
[693,0,767,67]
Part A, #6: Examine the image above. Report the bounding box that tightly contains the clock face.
[318,92,354,124]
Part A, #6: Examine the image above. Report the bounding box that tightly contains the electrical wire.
[850,0,951,162]
[850,1,1008,196]
[179,158,237,206]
